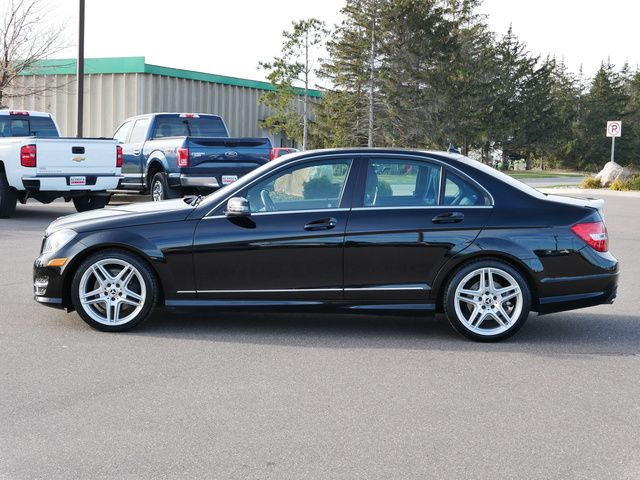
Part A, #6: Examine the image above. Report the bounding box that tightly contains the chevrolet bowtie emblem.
[72,156,86,162]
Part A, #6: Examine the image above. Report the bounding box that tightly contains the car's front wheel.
[443,259,531,342]
[70,250,158,331]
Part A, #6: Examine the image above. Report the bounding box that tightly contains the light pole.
[76,0,85,138]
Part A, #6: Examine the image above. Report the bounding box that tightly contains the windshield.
[197,155,299,212]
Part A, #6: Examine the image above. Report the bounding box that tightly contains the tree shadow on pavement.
[131,309,640,357]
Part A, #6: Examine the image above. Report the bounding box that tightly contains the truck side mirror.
[225,197,251,217]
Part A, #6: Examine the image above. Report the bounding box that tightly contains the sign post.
[606,121,622,163]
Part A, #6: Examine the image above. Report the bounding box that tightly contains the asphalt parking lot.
[1,193,639,480]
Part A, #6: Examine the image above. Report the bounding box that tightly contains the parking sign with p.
[607,121,622,137]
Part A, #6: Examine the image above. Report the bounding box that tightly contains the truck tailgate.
[187,137,271,167]
[35,138,118,176]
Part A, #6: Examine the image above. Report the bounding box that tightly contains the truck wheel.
[0,168,18,218]
[151,172,180,201]
[73,195,110,212]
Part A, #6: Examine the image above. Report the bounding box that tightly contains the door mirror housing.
[225,197,251,217]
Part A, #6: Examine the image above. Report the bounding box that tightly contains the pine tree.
[259,18,328,150]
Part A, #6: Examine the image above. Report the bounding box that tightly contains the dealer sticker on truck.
[69,176,87,186]
[222,175,238,185]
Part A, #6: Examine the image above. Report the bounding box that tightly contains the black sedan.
[33,149,618,341]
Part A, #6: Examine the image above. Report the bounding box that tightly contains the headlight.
[42,229,77,255]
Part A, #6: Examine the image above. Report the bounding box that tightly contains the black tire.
[70,249,159,332]
[443,259,531,342]
[0,167,18,218]
[150,172,180,201]
[73,195,110,212]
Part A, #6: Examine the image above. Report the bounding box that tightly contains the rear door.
[344,155,492,302]
[120,118,149,187]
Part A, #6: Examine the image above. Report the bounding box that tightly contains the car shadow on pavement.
[130,309,640,356]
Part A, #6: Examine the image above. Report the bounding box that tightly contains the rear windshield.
[152,116,228,138]
[0,115,58,137]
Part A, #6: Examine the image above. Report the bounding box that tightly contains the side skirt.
[164,299,436,315]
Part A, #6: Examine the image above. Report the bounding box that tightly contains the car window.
[0,116,58,137]
[443,170,485,206]
[246,160,352,213]
[363,159,441,207]
[152,116,228,138]
[113,121,133,143]
[128,119,150,144]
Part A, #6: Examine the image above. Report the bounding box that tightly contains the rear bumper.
[536,272,618,314]
[175,174,219,189]
[21,175,122,192]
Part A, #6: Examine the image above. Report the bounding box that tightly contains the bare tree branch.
[0,0,68,108]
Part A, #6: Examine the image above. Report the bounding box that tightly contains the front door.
[344,156,492,302]
[192,157,356,301]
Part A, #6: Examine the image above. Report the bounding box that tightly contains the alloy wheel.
[152,180,164,201]
[453,267,523,336]
[78,258,147,326]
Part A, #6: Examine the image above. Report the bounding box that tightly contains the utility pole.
[76,0,85,138]
[302,29,308,151]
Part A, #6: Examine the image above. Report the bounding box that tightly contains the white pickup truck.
[0,110,122,218]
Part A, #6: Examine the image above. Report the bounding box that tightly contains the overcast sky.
[48,0,640,82]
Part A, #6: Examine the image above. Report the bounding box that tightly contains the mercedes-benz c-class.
[33,149,618,341]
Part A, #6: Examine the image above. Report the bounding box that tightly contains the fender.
[431,233,546,310]
[144,150,170,188]
[61,229,174,306]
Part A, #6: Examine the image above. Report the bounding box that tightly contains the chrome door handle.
[304,217,337,231]
[432,212,464,224]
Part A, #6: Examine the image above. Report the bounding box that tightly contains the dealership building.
[9,56,319,146]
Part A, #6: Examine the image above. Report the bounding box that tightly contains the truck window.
[128,119,150,144]
[113,121,133,143]
[0,115,58,137]
[152,116,228,138]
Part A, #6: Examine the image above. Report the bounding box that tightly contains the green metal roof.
[20,56,322,98]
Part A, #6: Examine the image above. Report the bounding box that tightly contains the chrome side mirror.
[225,197,251,217]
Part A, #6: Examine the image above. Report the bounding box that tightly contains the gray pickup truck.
[113,113,272,200]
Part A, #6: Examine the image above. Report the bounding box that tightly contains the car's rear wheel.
[73,195,110,212]
[70,250,158,331]
[151,172,180,202]
[444,259,531,342]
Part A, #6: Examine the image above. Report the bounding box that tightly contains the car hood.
[45,199,195,235]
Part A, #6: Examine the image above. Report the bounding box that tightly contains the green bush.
[609,178,630,191]
[610,175,640,191]
[580,176,601,189]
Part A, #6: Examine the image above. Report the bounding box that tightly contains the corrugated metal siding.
[9,73,295,146]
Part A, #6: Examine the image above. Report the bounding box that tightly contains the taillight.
[176,147,189,167]
[571,221,609,252]
[10,111,29,116]
[20,144,37,167]
[116,145,123,168]
[269,148,277,161]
